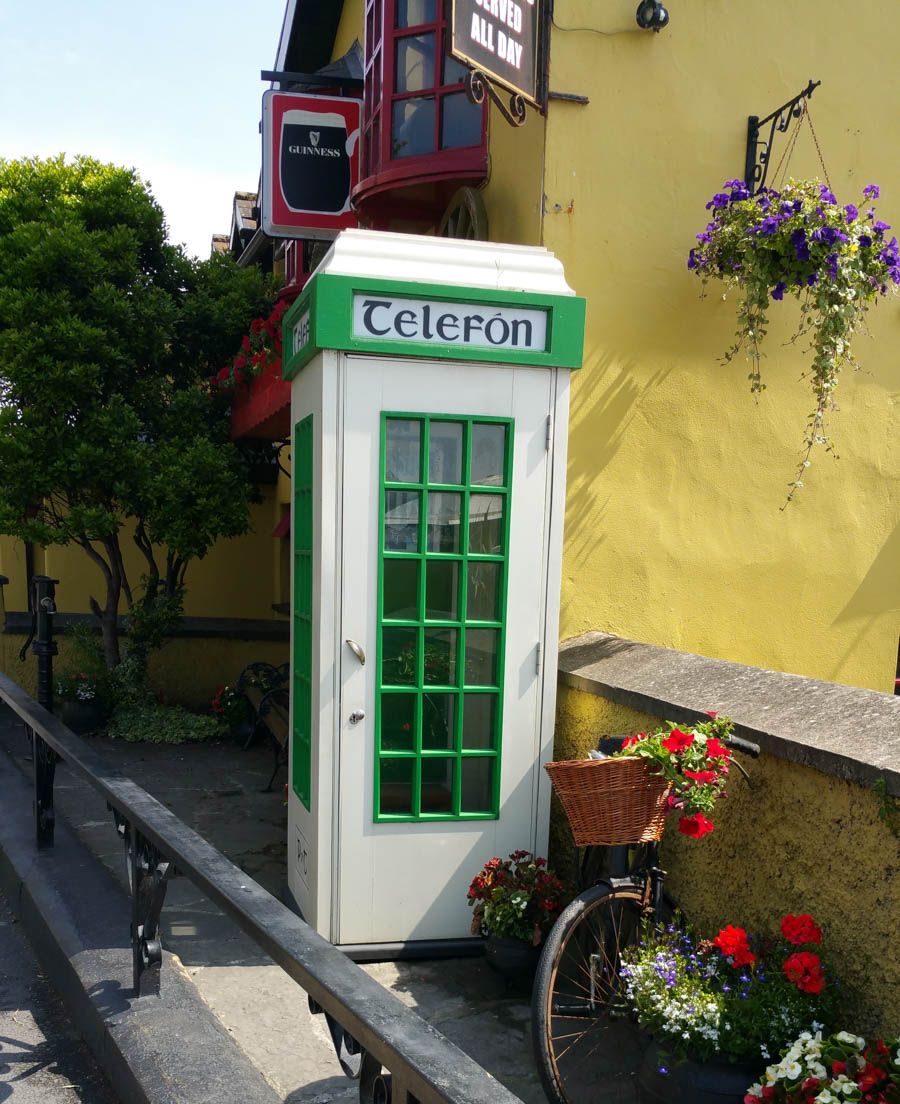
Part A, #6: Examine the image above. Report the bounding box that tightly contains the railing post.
[29,575,59,848]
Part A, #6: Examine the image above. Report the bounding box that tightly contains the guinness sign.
[261,91,362,240]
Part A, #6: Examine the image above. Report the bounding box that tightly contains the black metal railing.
[0,671,521,1104]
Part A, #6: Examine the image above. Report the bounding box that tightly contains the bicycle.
[531,732,760,1104]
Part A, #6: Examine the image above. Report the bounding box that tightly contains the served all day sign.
[451,0,541,105]
[261,91,361,240]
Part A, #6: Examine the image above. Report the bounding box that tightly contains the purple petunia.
[706,193,730,210]
[859,234,872,248]
[771,281,786,300]
[791,228,810,261]
[807,272,818,286]
[844,203,859,222]
[863,184,880,200]
[874,220,891,235]
[819,185,837,204]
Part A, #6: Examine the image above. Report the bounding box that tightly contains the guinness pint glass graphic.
[280,110,359,214]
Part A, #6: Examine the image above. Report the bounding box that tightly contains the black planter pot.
[637,1040,764,1104]
[484,934,542,991]
[57,700,104,736]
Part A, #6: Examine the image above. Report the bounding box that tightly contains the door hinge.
[535,641,542,675]
[545,414,552,450]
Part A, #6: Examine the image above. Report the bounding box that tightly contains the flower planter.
[57,700,104,736]
[484,934,541,991]
[637,1041,763,1104]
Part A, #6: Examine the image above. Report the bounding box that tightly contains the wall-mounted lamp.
[636,1,669,32]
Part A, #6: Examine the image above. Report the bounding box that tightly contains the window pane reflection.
[460,758,493,813]
[384,490,420,552]
[392,97,436,158]
[441,91,483,151]
[422,693,455,749]
[396,0,436,27]
[395,33,435,93]
[425,559,459,620]
[468,494,503,554]
[385,419,421,482]
[462,694,497,749]
[471,423,507,485]
[429,421,463,484]
[427,491,462,552]
[421,758,454,813]
[380,758,414,815]
[381,694,416,750]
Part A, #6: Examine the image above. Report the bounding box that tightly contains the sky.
[1,0,289,259]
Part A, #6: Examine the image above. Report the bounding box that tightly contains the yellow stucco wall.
[534,0,900,692]
[554,684,900,1033]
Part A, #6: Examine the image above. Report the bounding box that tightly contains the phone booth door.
[336,355,555,946]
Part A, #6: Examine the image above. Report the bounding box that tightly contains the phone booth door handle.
[345,639,366,666]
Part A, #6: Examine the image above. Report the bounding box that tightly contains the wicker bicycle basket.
[544,756,672,846]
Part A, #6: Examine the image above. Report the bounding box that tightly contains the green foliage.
[0,155,274,666]
[104,701,221,744]
[873,777,900,841]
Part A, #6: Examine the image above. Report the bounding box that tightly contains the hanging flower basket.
[689,178,900,501]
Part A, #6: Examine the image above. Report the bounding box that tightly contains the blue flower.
[863,184,880,200]
[706,193,730,210]
[791,228,810,261]
[819,186,837,204]
[874,220,891,235]
[827,253,839,279]
[757,216,780,236]
[807,273,818,286]
[844,203,858,221]
[771,281,786,300]
[859,234,872,248]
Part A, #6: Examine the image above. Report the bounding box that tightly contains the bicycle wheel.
[532,881,646,1104]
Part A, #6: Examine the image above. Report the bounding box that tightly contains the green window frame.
[375,412,513,822]
[292,415,314,810]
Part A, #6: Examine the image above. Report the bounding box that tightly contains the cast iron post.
[30,575,59,847]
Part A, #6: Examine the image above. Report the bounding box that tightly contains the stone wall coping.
[558,632,900,796]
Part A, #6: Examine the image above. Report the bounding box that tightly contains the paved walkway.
[0,708,644,1102]
[0,889,118,1103]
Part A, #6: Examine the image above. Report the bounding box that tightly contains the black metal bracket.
[465,69,527,128]
[261,70,363,91]
[745,79,821,193]
[112,808,174,997]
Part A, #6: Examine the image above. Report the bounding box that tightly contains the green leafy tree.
[0,155,273,669]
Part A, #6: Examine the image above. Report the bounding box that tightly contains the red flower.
[713,924,757,966]
[706,738,730,759]
[663,729,694,752]
[250,318,264,334]
[781,913,822,945]
[831,1061,847,1076]
[678,812,714,838]
[706,710,719,719]
[623,733,643,748]
[683,768,718,783]
[233,353,247,369]
[782,951,825,993]
[241,335,251,352]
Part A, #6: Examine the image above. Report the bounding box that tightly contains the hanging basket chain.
[804,106,832,190]
[771,110,804,192]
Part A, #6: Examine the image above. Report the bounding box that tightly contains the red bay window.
[356,0,488,227]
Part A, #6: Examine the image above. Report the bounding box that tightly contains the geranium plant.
[55,671,101,703]
[211,682,251,727]
[689,178,900,500]
[611,712,735,838]
[620,912,840,1064]
[467,851,565,945]
[212,298,288,394]
[745,1029,900,1103]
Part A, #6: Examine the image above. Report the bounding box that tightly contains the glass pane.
[425,559,459,620]
[382,626,418,685]
[465,628,499,685]
[395,33,435,93]
[427,491,462,552]
[423,627,457,685]
[421,758,454,813]
[384,490,420,552]
[381,693,416,750]
[470,424,507,486]
[385,418,421,482]
[440,91,483,151]
[429,421,464,484]
[462,693,497,749]
[396,0,436,26]
[422,693,455,750]
[392,96,435,159]
[466,561,500,621]
[460,757,494,813]
[383,559,419,620]
[380,757,414,815]
[443,53,469,85]
[468,493,503,554]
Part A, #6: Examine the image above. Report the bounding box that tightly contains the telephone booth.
[283,229,584,954]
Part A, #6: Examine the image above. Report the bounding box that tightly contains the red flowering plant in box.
[611,712,735,838]
[467,851,565,946]
[212,298,288,395]
[620,912,840,1065]
[745,1029,900,1103]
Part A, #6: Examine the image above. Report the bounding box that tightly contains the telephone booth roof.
[282,229,585,378]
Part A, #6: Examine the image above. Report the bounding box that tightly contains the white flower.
[784,1061,802,1079]
[808,1062,826,1079]
[835,1031,865,1050]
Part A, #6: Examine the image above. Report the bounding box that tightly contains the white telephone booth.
[283,230,584,954]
